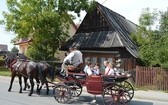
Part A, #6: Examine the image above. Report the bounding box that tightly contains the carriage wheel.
[53,84,71,104]
[102,84,131,105]
[65,81,82,97]
[102,85,119,105]
[118,81,134,102]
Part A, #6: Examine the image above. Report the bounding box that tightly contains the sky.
[0,0,167,51]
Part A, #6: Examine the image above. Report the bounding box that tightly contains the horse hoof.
[28,93,32,96]
[27,85,30,89]
[8,89,11,92]
[37,91,40,95]
[19,91,22,93]
[23,88,26,91]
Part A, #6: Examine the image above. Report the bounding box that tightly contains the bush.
[0,60,5,67]
[0,66,10,76]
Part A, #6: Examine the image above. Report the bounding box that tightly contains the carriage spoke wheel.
[65,81,82,97]
[102,84,131,105]
[102,85,119,105]
[118,81,134,102]
[53,84,71,104]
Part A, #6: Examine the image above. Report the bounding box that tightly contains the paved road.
[0,76,168,105]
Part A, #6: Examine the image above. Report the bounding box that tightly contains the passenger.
[104,60,109,68]
[85,62,94,76]
[92,63,100,75]
[83,61,90,73]
[105,62,120,75]
[104,61,110,75]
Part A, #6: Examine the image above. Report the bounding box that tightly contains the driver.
[61,46,83,75]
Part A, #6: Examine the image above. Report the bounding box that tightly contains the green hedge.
[0,60,5,66]
[0,66,10,76]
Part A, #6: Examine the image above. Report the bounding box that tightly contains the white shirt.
[106,67,119,75]
[63,51,75,63]
[86,67,93,76]
[63,50,83,67]
[105,66,110,75]
[83,65,88,73]
[75,50,83,65]
[92,69,99,75]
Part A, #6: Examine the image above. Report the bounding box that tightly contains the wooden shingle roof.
[61,2,138,58]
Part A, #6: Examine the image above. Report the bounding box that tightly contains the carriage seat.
[102,75,116,82]
[67,63,84,73]
[102,75,129,82]
[73,74,86,80]
[67,66,77,71]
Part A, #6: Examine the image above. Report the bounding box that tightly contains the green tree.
[131,8,168,68]
[2,0,95,60]
[11,46,19,53]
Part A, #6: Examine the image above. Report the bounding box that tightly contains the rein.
[9,59,17,72]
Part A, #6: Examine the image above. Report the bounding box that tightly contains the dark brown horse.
[4,53,40,96]
[37,61,54,95]
[3,53,30,90]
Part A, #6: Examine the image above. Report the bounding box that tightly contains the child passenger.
[105,62,119,75]
[85,62,94,76]
[92,63,100,75]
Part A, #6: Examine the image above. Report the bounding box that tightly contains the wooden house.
[60,2,138,71]
[14,38,32,54]
[0,44,8,55]
[0,44,8,51]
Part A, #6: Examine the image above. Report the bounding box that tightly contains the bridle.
[5,57,17,72]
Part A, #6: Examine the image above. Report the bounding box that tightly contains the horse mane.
[7,52,27,60]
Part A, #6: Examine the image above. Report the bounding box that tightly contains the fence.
[136,66,168,91]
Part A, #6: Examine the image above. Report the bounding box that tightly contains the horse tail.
[37,64,45,84]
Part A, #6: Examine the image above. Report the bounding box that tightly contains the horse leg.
[23,77,29,90]
[43,76,49,95]
[35,77,40,95]
[28,77,34,96]
[38,82,44,95]
[18,76,22,93]
[8,74,15,92]
[39,75,49,95]
[45,81,49,95]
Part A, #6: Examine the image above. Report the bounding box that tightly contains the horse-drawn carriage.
[53,67,134,105]
[4,53,134,105]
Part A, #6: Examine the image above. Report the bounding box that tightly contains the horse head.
[3,53,27,69]
[3,54,16,69]
[3,54,10,68]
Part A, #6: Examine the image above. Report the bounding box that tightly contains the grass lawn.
[0,55,10,76]
[0,56,3,60]
[0,66,11,77]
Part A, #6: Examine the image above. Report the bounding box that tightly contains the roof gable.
[61,2,138,58]
[76,4,114,33]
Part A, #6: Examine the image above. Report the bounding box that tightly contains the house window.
[91,57,97,64]
[84,57,90,63]
[107,58,113,63]
[99,57,106,72]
